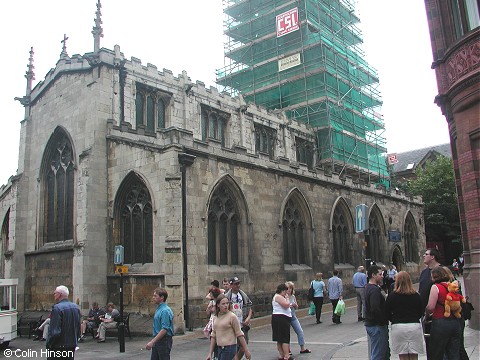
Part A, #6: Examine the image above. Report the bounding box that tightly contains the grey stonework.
[0,46,425,333]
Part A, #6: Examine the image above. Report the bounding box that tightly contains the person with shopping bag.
[327,270,344,325]
[310,273,326,324]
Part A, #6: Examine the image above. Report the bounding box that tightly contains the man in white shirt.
[225,276,253,360]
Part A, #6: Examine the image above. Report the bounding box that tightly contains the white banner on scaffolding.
[278,53,301,72]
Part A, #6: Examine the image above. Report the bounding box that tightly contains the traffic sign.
[355,204,369,233]
[115,265,128,274]
[114,245,124,265]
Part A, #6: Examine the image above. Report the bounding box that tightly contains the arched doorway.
[391,246,403,271]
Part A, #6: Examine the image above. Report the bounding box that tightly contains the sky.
[0,0,451,186]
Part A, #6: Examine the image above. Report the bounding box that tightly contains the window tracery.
[135,84,168,132]
[254,123,276,159]
[332,203,352,264]
[282,199,306,265]
[404,213,417,262]
[201,106,227,146]
[208,185,239,265]
[120,180,153,264]
[43,133,74,243]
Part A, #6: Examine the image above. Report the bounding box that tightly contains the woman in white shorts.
[385,271,425,360]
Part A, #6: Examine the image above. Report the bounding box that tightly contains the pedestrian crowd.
[363,248,471,360]
[38,248,472,360]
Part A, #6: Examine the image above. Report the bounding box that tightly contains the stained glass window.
[120,178,153,264]
[44,132,74,243]
[207,185,239,265]
[282,199,306,265]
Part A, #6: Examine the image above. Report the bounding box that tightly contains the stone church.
[0,1,425,331]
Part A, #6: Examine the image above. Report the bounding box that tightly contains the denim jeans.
[290,315,305,346]
[428,318,461,360]
[217,344,237,360]
[365,325,390,360]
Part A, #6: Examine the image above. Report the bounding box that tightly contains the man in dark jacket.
[364,265,390,360]
[46,285,81,360]
[418,248,441,311]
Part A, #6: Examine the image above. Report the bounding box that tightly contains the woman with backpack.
[425,267,462,360]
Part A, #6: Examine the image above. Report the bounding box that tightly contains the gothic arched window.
[255,124,276,160]
[208,185,239,265]
[135,84,168,132]
[332,203,352,264]
[282,199,306,265]
[404,213,418,262]
[1,209,10,277]
[43,131,74,243]
[368,208,383,262]
[117,175,153,264]
[157,99,166,129]
[201,105,228,146]
[295,137,315,169]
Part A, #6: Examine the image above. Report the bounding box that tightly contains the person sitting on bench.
[95,302,120,343]
[33,315,51,341]
[79,301,105,341]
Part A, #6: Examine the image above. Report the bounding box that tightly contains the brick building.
[423,0,480,329]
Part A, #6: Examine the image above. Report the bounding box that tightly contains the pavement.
[4,296,479,359]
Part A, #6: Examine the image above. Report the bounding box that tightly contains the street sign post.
[114,245,124,265]
[355,204,369,233]
[113,245,125,353]
[115,265,128,274]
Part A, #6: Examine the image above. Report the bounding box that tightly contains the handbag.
[422,314,432,337]
[203,317,214,338]
[461,297,474,320]
[308,302,316,315]
[334,299,345,315]
[307,282,314,301]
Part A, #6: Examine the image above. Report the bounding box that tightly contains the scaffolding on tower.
[217,0,390,187]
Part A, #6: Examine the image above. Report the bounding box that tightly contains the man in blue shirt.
[352,265,368,321]
[146,288,174,360]
[46,285,81,360]
[327,270,343,324]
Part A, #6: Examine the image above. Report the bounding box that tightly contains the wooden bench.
[17,314,44,338]
[85,313,131,339]
[105,313,131,339]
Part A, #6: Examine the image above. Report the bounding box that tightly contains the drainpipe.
[178,152,195,331]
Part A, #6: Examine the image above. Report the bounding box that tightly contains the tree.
[406,155,461,259]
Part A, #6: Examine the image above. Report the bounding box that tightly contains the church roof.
[392,143,451,173]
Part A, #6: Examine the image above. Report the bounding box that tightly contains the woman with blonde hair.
[206,294,251,360]
[285,282,311,355]
[385,271,425,360]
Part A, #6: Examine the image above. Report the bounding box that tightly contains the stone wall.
[24,248,73,310]
[2,46,426,332]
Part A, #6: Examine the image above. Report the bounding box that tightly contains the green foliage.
[406,156,460,242]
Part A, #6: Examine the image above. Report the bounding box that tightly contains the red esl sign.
[387,153,399,165]
[276,7,299,37]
